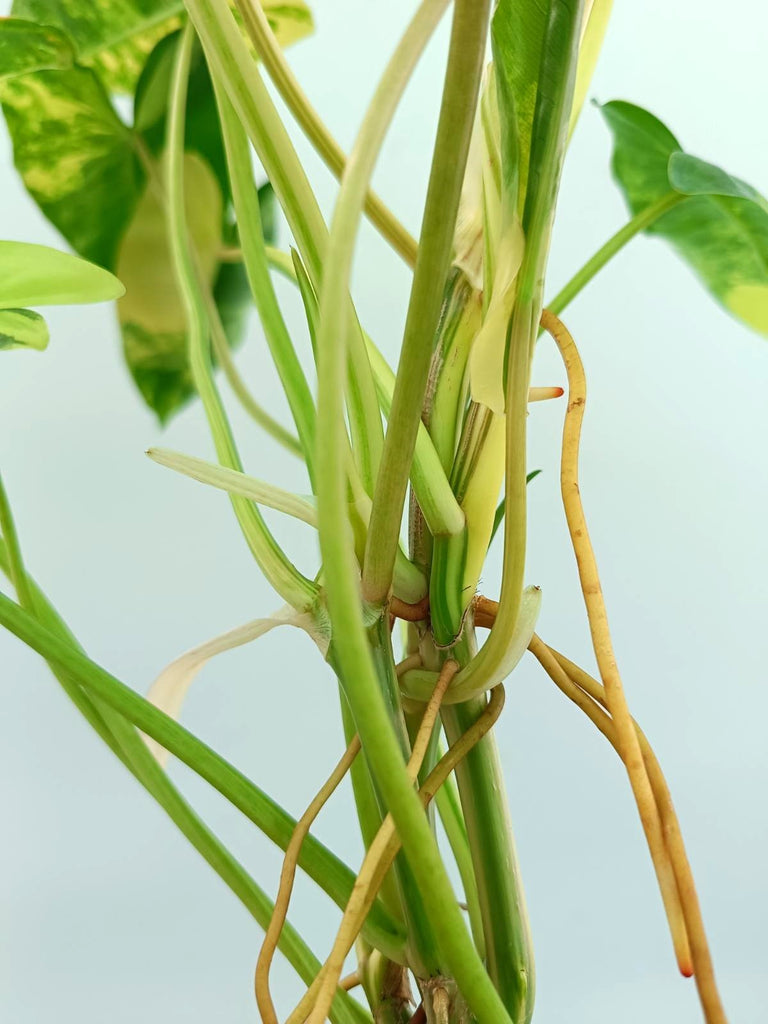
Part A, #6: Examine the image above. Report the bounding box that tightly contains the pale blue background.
[1,2,767,1022]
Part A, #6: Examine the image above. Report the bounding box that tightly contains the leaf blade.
[601,99,768,338]
[0,307,49,351]
[0,240,124,307]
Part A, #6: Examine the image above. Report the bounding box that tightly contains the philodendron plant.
[0,1,765,1022]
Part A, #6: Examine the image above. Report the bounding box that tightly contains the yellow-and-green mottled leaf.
[117,152,231,422]
[9,0,314,94]
[0,308,49,351]
[602,100,768,339]
[1,65,144,268]
[0,17,74,82]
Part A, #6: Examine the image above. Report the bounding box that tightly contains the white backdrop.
[1,2,766,1022]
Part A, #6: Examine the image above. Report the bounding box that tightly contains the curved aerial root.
[543,642,727,1023]
[475,579,728,1024]
[286,667,504,1024]
[539,306,695,973]
[527,635,690,973]
[254,735,362,1024]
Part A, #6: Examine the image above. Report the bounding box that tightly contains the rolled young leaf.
[601,99,768,337]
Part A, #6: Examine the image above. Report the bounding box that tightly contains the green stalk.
[167,25,316,611]
[442,699,534,1022]
[0,532,370,1024]
[213,80,318,481]
[313,0,512,1015]
[545,191,684,315]
[0,584,406,964]
[307,0,452,977]
[233,0,419,266]
[452,0,583,697]
[363,0,491,604]
[208,307,304,459]
[433,767,486,959]
[184,0,384,489]
[185,0,325,276]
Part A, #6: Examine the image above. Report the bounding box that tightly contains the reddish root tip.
[528,386,565,402]
[679,962,695,979]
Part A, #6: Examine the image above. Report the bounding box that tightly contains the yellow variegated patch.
[468,218,525,414]
[725,284,768,336]
[460,410,506,607]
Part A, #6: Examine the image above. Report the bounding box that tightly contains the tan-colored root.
[254,735,362,1024]
[287,669,504,1024]
[546,643,727,1022]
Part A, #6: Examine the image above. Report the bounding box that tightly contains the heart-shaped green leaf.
[601,100,768,337]
[0,240,124,307]
[0,308,49,351]
[0,17,74,82]
[1,66,144,269]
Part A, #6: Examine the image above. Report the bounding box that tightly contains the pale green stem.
[442,701,534,1022]
[212,80,317,478]
[546,192,684,316]
[167,25,316,611]
[362,0,490,604]
[433,768,486,959]
[206,288,305,459]
[314,0,511,1017]
[234,0,419,266]
[185,0,385,487]
[184,0,326,276]
[146,447,318,525]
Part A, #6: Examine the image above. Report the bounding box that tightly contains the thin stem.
[433,758,486,959]
[363,0,490,603]
[233,0,419,266]
[146,448,317,525]
[540,308,728,1024]
[442,698,534,1020]
[296,664,458,1024]
[206,281,305,459]
[546,192,684,316]
[185,0,326,277]
[0,589,407,963]
[187,0,384,492]
[167,25,316,610]
[0,472,34,610]
[212,80,317,479]
[255,736,362,1024]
